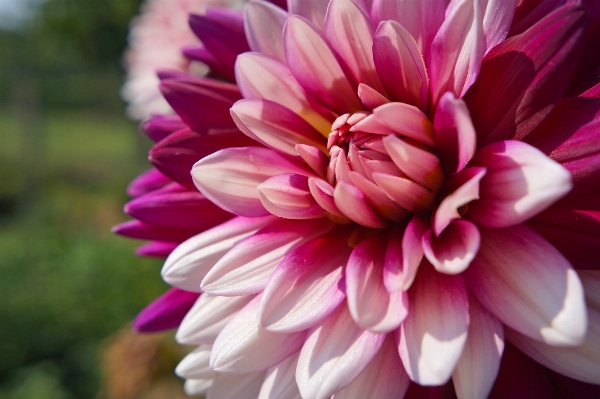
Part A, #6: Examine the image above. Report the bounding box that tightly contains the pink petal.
[331,335,410,399]
[259,233,352,332]
[206,372,266,399]
[398,265,469,385]
[429,0,515,106]
[235,52,333,134]
[325,0,385,93]
[346,234,409,333]
[184,379,212,396]
[296,305,385,399]
[135,241,178,258]
[452,296,504,399]
[296,144,329,178]
[308,178,351,222]
[350,113,396,135]
[288,0,328,30]
[464,4,589,145]
[201,218,334,296]
[433,167,486,236]
[258,352,301,399]
[384,216,429,292]
[422,220,481,275]
[231,99,327,156]
[357,83,390,110]
[372,102,435,147]
[126,168,172,198]
[382,135,444,191]
[192,147,314,217]
[348,171,410,221]
[373,20,428,110]
[469,140,572,228]
[210,295,307,373]
[372,173,435,214]
[111,219,196,242]
[132,288,200,333]
[161,216,276,292]
[176,294,254,345]
[284,15,362,114]
[334,181,388,228]
[506,307,600,384]
[258,173,325,219]
[176,346,217,380]
[244,0,288,62]
[371,0,446,62]
[433,92,477,174]
[464,224,588,346]
[141,115,186,143]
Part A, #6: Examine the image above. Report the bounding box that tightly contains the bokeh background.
[0,0,189,397]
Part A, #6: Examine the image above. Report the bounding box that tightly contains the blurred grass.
[0,108,170,398]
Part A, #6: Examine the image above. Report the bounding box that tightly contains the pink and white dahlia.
[121,0,246,120]
[117,0,600,397]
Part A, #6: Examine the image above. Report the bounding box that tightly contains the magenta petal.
[132,288,200,332]
[135,241,179,258]
[373,102,435,147]
[259,233,352,332]
[284,15,362,114]
[346,234,409,333]
[348,171,409,222]
[433,92,477,174]
[372,173,434,214]
[373,20,428,110]
[334,181,388,228]
[141,115,187,143]
[191,147,313,217]
[465,4,589,145]
[149,127,257,188]
[244,0,287,62]
[231,99,327,156]
[126,168,172,198]
[357,83,390,110]
[296,144,329,178]
[422,220,481,275]
[258,173,325,219]
[469,140,572,228]
[324,0,385,93]
[125,184,232,231]
[112,219,197,242]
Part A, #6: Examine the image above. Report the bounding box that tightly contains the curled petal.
[373,102,435,147]
[398,265,469,386]
[284,15,362,114]
[464,225,587,346]
[452,296,504,399]
[201,218,334,296]
[334,181,388,228]
[192,147,313,217]
[469,140,572,228]
[308,178,350,222]
[422,220,481,275]
[373,173,434,214]
[162,216,276,292]
[259,233,352,332]
[258,173,325,219]
[346,234,409,333]
[373,20,428,109]
[210,295,306,373]
[296,305,385,399]
[358,83,390,110]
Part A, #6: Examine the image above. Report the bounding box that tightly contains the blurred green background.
[0,0,184,397]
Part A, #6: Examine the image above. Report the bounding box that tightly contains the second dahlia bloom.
[123,0,600,397]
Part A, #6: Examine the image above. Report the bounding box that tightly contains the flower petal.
[372,102,435,147]
[132,288,199,333]
[422,220,481,275]
[469,140,572,228]
[185,379,213,396]
[452,296,504,399]
[334,181,388,228]
[244,0,287,62]
[464,224,588,346]
[433,92,477,174]
[176,294,254,345]
[331,335,410,399]
[192,147,314,217]
[259,233,352,332]
[296,305,385,399]
[325,0,385,93]
[176,346,217,380]
[258,352,301,399]
[210,295,307,373]
[207,371,266,399]
[201,218,334,296]
[373,20,428,110]
[398,265,469,386]
[162,216,276,292]
[372,173,434,214]
[287,0,328,30]
[258,173,325,219]
[284,15,362,114]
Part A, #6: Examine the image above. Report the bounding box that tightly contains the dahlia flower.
[121,0,246,120]
[116,0,600,397]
